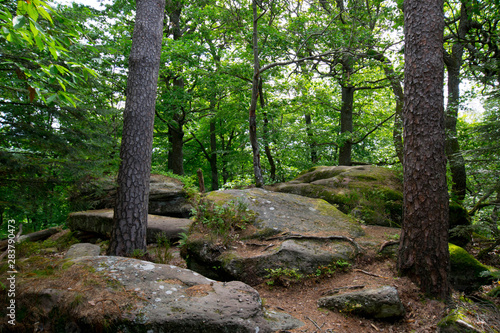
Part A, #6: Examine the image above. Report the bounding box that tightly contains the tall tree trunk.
[108,0,165,256]
[209,120,219,190]
[305,114,318,164]
[249,0,264,187]
[259,79,276,182]
[166,1,185,176]
[444,3,471,202]
[338,84,354,166]
[398,0,450,299]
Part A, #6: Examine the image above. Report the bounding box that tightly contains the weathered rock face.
[317,286,405,319]
[68,209,191,243]
[438,308,484,333]
[11,256,302,332]
[266,165,404,227]
[64,243,101,259]
[71,174,193,218]
[184,188,364,284]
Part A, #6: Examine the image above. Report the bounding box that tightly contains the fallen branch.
[377,240,399,253]
[265,232,365,254]
[0,226,61,252]
[305,316,323,331]
[353,269,388,279]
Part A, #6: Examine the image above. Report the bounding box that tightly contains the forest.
[0,0,499,257]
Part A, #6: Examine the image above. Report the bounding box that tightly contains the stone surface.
[68,209,192,243]
[70,174,193,217]
[184,188,364,284]
[64,243,101,259]
[266,165,404,227]
[23,256,302,332]
[317,286,405,319]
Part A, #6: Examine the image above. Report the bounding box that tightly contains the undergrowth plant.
[191,198,256,246]
[154,233,173,264]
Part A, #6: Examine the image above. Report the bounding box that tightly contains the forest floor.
[6,227,500,333]
[165,226,500,333]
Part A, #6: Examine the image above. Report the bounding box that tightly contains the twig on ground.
[378,240,399,253]
[354,269,388,279]
[305,316,323,331]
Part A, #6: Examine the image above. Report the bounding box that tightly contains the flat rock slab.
[68,209,192,243]
[185,188,364,284]
[62,256,300,332]
[64,243,101,259]
[317,286,405,319]
[206,188,364,237]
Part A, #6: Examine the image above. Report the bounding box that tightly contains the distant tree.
[108,0,165,256]
[397,0,450,298]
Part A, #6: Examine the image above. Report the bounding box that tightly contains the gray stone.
[317,286,405,319]
[67,209,192,243]
[26,256,302,332]
[64,243,101,259]
[184,188,363,284]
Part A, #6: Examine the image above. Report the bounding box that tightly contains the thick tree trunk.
[398,0,450,299]
[108,0,165,256]
[249,0,264,187]
[305,114,318,164]
[338,84,354,166]
[259,80,276,182]
[444,3,470,202]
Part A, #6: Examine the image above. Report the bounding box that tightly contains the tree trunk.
[249,0,264,187]
[167,122,185,175]
[259,79,276,182]
[108,0,165,256]
[209,120,219,190]
[338,84,354,166]
[443,3,471,202]
[305,114,318,164]
[398,0,450,299]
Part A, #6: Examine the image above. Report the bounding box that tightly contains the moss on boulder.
[449,244,494,292]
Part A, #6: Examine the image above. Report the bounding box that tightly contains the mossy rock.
[438,308,482,333]
[449,244,494,292]
[267,165,403,227]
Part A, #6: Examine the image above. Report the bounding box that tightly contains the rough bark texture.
[398,0,450,299]
[249,0,264,187]
[209,120,219,190]
[443,3,471,202]
[108,0,165,256]
[338,83,354,166]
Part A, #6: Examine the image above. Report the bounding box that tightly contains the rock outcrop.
[184,188,364,284]
[267,165,403,227]
[317,286,405,319]
[68,209,191,243]
[71,174,193,217]
[449,244,495,292]
[11,256,302,332]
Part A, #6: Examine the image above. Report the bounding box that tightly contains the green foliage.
[264,268,304,286]
[130,249,147,259]
[153,233,173,264]
[191,198,256,246]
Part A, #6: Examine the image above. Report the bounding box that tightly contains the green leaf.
[26,4,39,22]
[49,64,58,75]
[49,47,58,60]
[34,33,44,50]
[46,93,58,104]
[37,6,53,24]
[13,15,27,29]
[29,22,39,36]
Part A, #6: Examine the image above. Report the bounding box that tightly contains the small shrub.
[154,233,173,264]
[265,268,304,287]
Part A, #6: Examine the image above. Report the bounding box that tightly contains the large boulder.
[68,209,191,243]
[9,256,302,332]
[266,165,403,227]
[184,188,364,284]
[317,286,405,319]
[70,174,193,218]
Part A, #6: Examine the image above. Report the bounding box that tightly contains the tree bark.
[108,0,165,256]
[304,114,318,163]
[209,120,219,190]
[338,83,354,166]
[443,3,471,202]
[259,79,276,182]
[398,0,450,299]
[249,0,264,187]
